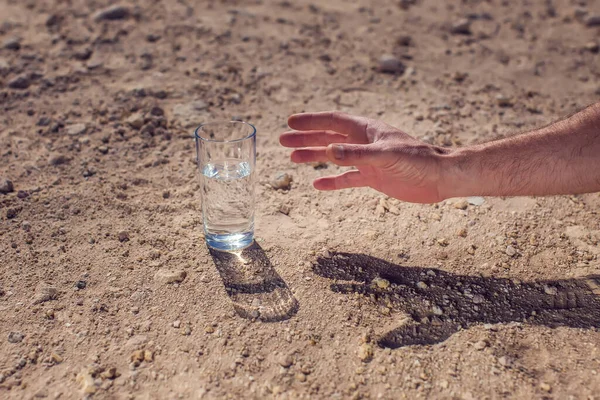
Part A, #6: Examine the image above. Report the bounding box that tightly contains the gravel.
[93,5,131,22]
[377,54,405,74]
[0,178,14,194]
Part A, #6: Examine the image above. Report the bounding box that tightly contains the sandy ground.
[1,0,600,399]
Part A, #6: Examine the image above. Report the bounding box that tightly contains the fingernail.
[331,145,344,160]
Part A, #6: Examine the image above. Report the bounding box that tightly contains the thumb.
[326,143,384,166]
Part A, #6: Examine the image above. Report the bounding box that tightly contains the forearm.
[440,102,600,198]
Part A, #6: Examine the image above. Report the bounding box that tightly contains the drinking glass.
[195,121,256,251]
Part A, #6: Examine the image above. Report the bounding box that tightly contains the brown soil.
[1,0,600,399]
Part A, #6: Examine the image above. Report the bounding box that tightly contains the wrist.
[436,145,485,200]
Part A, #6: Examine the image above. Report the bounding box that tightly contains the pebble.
[75,280,87,289]
[450,19,471,35]
[474,340,488,350]
[456,228,467,237]
[66,123,87,136]
[278,354,294,368]
[358,343,374,362]
[372,277,390,289]
[100,367,118,379]
[496,94,513,107]
[8,75,30,90]
[295,373,307,382]
[118,231,130,242]
[584,41,599,53]
[543,285,558,296]
[497,356,512,367]
[154,270,187,284]
[33,285,58,304]
[467,196,485,206]
[416,281,428,290]
[0,178,14,194]
[3,37,21,50]
[144,350,154,362]
[585,15,600,27]
[50,352,63,363]
[93,5,130,22]
[505,245,517,257]
[7,332,24,343]
[540,382,551,392]
[172,320,181,328]
[453,199,468,210]
[472,294,485,304]
[271,172,293,190]
[126,112,145,129]
[76,370,96,394]
[377,54,405,74]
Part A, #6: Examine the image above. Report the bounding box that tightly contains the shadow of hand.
[314,252,600,349]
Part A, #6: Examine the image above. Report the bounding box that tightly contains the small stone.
[204,326,215,334]
[93,5,130,22]
[454,199,468,210]
[76,370,96,394]
[271,172,293,190]
[543,285,558,296]
[50,352,63,363]
[97,145,109,154]
[505,245,517,257]
[99,367,118,380]
[416,281,428,290]
[150,106,164,116]
[467,196,485,206]
[172,320,181,328]
[130,350,145,363]
[8,332,24,343]
[451,18,471,35]
[33,285,58,304]
[432,305,444,315]
[0,179,14,194]
[8,75,30,90]
[126,113,145,129]
[540,382,551,392]
[585,15,600,27]
[144,350,154,362]
[584,41,599,53]
[295,372,307,382]
[496,94,513,107]
[278,354,293,368]
[472,294,485,304]
[358,343,374,362]
[162,190,170,199]
[430,213,441,221]
[474,340,488,350]
[75,280,87,290]
[498,356,512,367]
[456,228,467,237]
[3,37,20,50]
[437,238,449,247]
[34,389,48,398]
[154,270,187,284]
[66,123,87,136]
[377,54,405,74]
[372,277,390,289]
[118,231,129,242]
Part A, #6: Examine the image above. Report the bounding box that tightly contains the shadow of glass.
[313,252,600,349]
[209,242,299,322]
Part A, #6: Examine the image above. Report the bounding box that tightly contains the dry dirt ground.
[1,0,600,399]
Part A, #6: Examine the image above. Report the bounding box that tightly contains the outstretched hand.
[280,111,451,203]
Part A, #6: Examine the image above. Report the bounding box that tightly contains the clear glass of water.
[195,121,256,251]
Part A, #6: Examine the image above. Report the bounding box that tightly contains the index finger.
[288,111,369,143]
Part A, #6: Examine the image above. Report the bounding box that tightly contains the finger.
[313,170,367,191]
[290,147,328,163]
[326,143,386,167]
[279,130,348,148]
[288,111,369,143]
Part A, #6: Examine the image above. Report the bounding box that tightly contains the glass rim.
[194,120,256,143]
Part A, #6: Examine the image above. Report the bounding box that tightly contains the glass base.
[206,231,254,252]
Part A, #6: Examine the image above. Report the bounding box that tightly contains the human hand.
[280,111,452,203]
